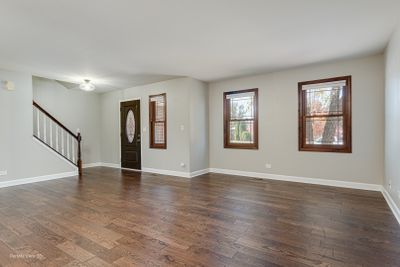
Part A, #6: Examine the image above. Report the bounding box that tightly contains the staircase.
[32,101,82,176]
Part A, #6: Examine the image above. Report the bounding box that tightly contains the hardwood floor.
[0,167,399,266]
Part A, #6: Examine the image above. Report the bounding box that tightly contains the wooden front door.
[120,100,141,170]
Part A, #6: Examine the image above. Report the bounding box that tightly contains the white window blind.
[302,80,346,91]
[226,91,255,99]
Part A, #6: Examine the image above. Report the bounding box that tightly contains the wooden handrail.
[32,101,82,176]
[33,101,78,140]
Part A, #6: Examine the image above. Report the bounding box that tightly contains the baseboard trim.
[382,188,400,225]
[95,164,208,178]
[83,162,102,168]
[190,168,210,178]
[142,167,191,178]
[209,168,382,191]
[99,163,121,169]
[0,171,78,189]
[121,167,142,172]
[97,164,381,190]
[1,163,398,225]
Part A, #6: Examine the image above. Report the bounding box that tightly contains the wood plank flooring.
[0,167,399,266]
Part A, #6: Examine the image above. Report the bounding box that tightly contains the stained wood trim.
[149,93,167,149]
[120,100,142,170]
[298,76,352,153]
[223,88,258,149]
[33,101,78,140]
[304,114,344,118]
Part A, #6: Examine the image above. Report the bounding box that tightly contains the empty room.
[1,0,400,266]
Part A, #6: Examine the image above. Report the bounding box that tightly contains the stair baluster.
[32,101,82,176]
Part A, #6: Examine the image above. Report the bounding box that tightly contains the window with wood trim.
[149,93,167,149]
[224,88,258,149]
[298,76,352,153]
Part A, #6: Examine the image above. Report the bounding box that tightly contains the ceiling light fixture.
[79,79,95,91]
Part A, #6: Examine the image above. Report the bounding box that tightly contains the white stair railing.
[32,101,82,175]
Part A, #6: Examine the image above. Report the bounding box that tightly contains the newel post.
[77,130,82,177]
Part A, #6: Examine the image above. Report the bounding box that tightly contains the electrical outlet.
[180,163,186,168]
[389,181,392,190]
[265,163,272,169]
[0,170,7,176]
[180,125,185,131]
[398,190,400,200]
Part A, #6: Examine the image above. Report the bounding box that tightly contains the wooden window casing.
[149,93,167,149]
[223,88,258,149]
[298,76,352,153]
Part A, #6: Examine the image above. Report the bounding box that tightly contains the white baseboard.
[142,167,191,178]
[209,168,382,191]
[83,162,102,168]
[1,163,398,226]
[120,167,142,172]
[98,162,142,171]
[96,164,208,178]
[382,188,400,225]
[190,168,210,178]
[99,162,121,169]
[0,171,78,189]
[97,164,381,190]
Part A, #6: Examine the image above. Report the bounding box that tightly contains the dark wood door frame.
[120,99,142,170]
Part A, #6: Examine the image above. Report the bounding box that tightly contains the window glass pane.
[125,110,135,144]
[229,120,254,144]
[305,116,344,145]
[305,86,344,116]
[229,95,255,120]
[154,122,165,144]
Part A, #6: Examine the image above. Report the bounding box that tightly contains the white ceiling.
[0,0,399,92]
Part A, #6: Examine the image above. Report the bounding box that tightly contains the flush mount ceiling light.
[79,79,95,91]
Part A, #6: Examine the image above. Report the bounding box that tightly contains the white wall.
[33,77,101,164]
[100,77,208,173]
[0,54,386,187]
[189,79,209,172]
[385,27,400,208]
[0,69,75,182]
[209,55,384,185]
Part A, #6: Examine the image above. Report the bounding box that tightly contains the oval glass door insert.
[126,110,135,143]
